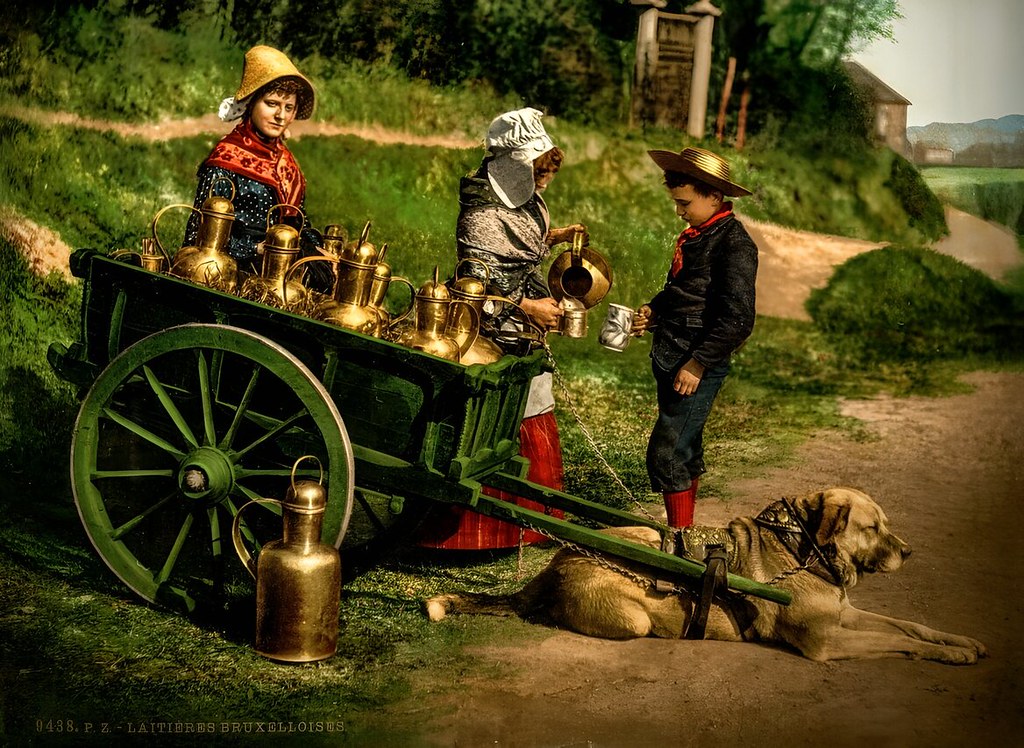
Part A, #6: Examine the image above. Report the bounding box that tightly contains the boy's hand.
[631,304,654,336]
[673,358,705,396]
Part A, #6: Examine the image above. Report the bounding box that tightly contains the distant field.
[920,166,1024,233]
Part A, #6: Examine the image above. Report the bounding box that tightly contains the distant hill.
[907,115,1024,167]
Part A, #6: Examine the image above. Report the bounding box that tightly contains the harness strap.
[685,544,729,640]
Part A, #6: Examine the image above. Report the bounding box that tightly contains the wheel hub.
[177,446,235,503]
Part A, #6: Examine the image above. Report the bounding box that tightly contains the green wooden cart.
[48,249,790,616]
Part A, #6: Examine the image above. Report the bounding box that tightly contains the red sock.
[664,478,699,528]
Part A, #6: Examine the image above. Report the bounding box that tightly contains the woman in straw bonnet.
[630,146,758,529]
[183,45,318,272]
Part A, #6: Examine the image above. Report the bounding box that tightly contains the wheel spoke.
[143,364,199,449]
[219,365,261,450]
[208,506,223,561]
[197,351,216,447]
[101,407,187,459]
[155,512,195,585]
[356,491,389,533]
[109,489,179,541]
[92,468,176,480]
[232,409,307,460]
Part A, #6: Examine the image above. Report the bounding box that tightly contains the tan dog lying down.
[426,488,986,664]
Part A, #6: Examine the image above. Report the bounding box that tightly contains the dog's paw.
[938,646,981,666]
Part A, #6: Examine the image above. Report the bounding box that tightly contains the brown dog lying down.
[425,488,986,664]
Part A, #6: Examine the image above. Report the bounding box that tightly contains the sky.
[851,0,1024,127]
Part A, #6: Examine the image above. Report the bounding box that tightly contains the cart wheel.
[71,324,354,615]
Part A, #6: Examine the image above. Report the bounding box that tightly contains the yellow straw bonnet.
[234,45,315,120]
[647,146,751,197]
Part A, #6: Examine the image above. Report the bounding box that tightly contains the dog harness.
[755,499,846,587]
[671,526,736,640]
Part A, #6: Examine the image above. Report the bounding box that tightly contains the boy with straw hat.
[183,45,319,272]
[631,146,758,528]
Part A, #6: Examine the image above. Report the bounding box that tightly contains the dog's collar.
[755,498,846,588]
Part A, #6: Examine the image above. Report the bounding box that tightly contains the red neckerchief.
[670,202,733,277]
[204,119,305,212]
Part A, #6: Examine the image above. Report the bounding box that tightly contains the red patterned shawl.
[204,120,305,210]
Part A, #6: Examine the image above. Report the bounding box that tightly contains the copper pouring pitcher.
[547,230,612,310]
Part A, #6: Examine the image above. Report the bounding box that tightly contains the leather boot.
[664,478,699,528]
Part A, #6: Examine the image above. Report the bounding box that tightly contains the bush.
[885,154,948,239]
[806,246,1022,362]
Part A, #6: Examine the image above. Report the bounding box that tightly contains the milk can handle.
[266,203,307,233]
[447,299,479,357]
[382,276,417,326]
[149,203,198,267]
[292,454,324,489]
[231,498,283,580]
[455,257,491,283]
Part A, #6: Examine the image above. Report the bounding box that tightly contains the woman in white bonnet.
[417,107,586,550]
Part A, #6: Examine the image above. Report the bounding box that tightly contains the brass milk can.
[395,267,478,362]
[365,241,414,336]
[448,259,505,365]
[239,205,309,310]
[231,457,341,663]
[314,223,386,336]
[166,189,239,293]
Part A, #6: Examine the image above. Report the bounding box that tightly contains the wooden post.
[686,3,720,139]
[736,80,750,151]
[715,56,737,143]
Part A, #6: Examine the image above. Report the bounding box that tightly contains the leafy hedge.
[806,247,1022,361]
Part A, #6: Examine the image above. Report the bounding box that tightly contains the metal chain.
[541,339,660,523]
[517,514,685,595]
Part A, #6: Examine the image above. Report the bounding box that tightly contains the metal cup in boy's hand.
[599,303,636,351]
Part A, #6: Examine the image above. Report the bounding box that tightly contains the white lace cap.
[484,108,555,209]
[218,96,249,123]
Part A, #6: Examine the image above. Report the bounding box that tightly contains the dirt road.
[392,370,1023,746]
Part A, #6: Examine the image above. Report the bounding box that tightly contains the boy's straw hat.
[647,147,751,197]
[233,45,315,120]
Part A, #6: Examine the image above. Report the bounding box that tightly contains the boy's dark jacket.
[649,215,758,371]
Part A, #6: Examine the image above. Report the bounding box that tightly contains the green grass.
[921,166,1024,234]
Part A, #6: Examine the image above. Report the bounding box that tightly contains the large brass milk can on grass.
[232,457,341,663]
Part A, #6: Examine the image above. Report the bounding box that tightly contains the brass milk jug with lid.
[240,204,309,309]
[365,237,414,336]
[449,258,505,365]
[396,267,478,362]
[231,456,341,663]
[315,222,386,336]
[167,185,239,293]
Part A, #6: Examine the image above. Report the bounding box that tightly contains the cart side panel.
[61,252,544,484]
